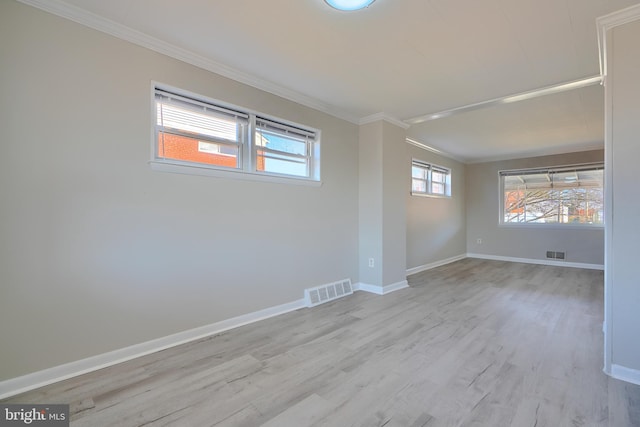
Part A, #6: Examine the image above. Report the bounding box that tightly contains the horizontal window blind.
[255,117,317,140]
[156,91,247,144]
[501,163,603,191]
[152,85,320,182]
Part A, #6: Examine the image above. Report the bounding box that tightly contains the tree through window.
[500,164,604,225]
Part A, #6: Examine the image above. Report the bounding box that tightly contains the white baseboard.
[0,298,306,400]
[466,253,604,271]
[406,254,467,276]
[0,251,606,400]
[610,364,640,386]
[355,280,409,295]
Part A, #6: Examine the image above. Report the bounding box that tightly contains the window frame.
[150,83,321,186]
[411,160,452,198]
[498,163,604,229]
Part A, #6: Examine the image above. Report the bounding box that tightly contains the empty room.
[1,0,640,426]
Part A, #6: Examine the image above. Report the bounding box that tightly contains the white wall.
[381,122,408,285]
[0,1,359,381]
[358,120,408,288]
[358,122,384,286]
[466,150,605,266]
[605,16,640,378]
[406,146,466,270]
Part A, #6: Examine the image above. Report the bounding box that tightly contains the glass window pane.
[256,150,308,177]
[158,132,239,168]
[255,130,307,156]
[431,182,445,194]
[502,166,604,225]
[254,129,311,178]
[505,187,604,224]
[412,166,426,179]
[523,189,561,223]
[432,171,446,183]
[504,190,525,222]
[412,179,426,193]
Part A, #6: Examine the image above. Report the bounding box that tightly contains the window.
[411,160,451,197]
[153,86,320,182]
[500,163,604,226]
[255,118,315,178]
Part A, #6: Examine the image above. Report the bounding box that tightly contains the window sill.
[411,191,451,199]
[149,160,322,187]
[498,222,604,230]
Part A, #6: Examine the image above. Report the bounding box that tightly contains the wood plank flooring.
[3,259,640,426]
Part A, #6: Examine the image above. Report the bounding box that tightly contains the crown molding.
[597,3,640,78]
[15,0,361,125]
[405,138,465,163]
[359,113,410,129]
[465,141,604,165]
[405,75,602,125]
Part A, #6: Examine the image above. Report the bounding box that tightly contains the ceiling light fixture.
[324,0,376,11]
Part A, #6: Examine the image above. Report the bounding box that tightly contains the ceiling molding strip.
[596,3,640,78]
[465,142,605,165]
[405,138,465,163]
[15,0,361,125]
[359,113,410,129]
[404,75,602,125]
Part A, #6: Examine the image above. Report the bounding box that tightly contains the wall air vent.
[546,251,566,260]
[305,279,353,307]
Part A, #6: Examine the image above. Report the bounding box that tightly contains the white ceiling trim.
[15,0,361,125]
[465,142,605,165]
[406,138,465,163]
[405,76,603,125]
[596,3,640,78]
[359,113,410,129]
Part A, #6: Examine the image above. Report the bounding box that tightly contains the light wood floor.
[3,259,640,426]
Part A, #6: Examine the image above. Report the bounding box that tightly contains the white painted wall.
[406,145,466,271]
[0,1,359,381]
[465,150,605,266]
[358,120,408,288]
[358,122,384,286]
[605,17,640,378]
[381,122,408,286]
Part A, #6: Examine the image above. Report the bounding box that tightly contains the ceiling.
[23,0,640,162]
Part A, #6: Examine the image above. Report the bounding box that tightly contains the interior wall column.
[358,119,408,290]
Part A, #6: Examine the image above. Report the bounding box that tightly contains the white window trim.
[498,162,604,228]
[498,222,605,230]
[148,161,322,187]
[150,82,322,185]
[411,159,452,198]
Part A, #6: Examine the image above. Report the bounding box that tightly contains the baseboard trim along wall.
[0,277,412,399]
[0,251,605,399]
[354,280,409,295]
[466,253,604,271]
[610,364,640,386]
[406,254,467,276]
[0,298,306,400]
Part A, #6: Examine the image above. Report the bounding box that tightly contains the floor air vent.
[305,279,353,307]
